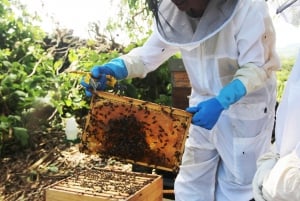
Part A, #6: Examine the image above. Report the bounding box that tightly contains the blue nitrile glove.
[186,79,246,130]
[81,58,128,97]
[186,98,224,130]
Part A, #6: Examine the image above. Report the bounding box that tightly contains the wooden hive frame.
[45,168,163,201]
[80,91,192,172]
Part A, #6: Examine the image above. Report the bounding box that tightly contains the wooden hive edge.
[127,174,163,201]
[92,91,192,118]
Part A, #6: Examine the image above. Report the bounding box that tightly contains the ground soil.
[0,128,132,201]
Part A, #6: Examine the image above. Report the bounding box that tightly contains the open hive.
[79,91,192,172]
[45,168,163,201]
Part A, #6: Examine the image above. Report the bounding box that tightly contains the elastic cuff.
[119,54,147,78]
[106,58,128,79]
[216,79,246,109]
[234,63,268,93]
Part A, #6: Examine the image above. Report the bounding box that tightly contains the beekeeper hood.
[148,0,239,47]
[276,0,300,26]
[269,0,300,26]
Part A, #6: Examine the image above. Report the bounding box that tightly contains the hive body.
[45,169,163,201]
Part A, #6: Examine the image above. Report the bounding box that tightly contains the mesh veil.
[146,0,239,46]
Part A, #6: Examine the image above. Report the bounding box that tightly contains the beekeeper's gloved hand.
[186,79,246,130]
[252,152,279,201]
[81,58,128,97]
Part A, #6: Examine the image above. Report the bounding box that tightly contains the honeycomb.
[80,92,192,172]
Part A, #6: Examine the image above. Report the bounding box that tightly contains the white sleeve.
[262,143,300,201]
[120,32,179,78]
[275,50,300,156]
[233,1,280,93]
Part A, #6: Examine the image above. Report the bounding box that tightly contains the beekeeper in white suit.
[81,0,280,200]
[252,0,300,200]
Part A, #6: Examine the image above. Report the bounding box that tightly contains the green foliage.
[89,0,153,45]
[0,0,46,152]
[13,127,29,146]
[276,57,296,101]
[131,62,172,105]
[0,0,86,152]
[0,115,28,151]
[0,0,171,155]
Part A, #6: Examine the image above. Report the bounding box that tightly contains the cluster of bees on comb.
[80,92,191,172]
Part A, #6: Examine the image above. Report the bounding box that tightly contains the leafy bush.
[0,0,171,154]
[0,0,47,152]
[276,56,296,101]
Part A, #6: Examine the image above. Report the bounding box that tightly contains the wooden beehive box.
[168,59,191,110]
[45,168,163,201]
[79,91,192,172]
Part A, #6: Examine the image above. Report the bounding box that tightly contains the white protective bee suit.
[119,0,280,200]
[252,0,300,200]
[252,50,300,201]
[252,11,300,201]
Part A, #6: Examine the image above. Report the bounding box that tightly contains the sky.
[268,2,300,57]
[21,0,121,39]
[20,0,300,57]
